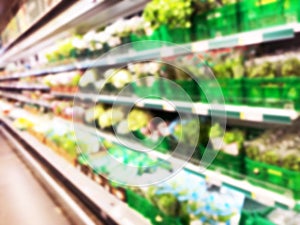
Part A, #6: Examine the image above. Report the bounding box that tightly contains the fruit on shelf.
[43,71,82,93]
[143,0,193,30]
[281,57,300,77]
[13,117,34,130]
[84,104,105,124]
[98,107,125,129]
[245,128,300,171]
[247,61,276,78]
[106,69,133,89]
[127,108,152,131]
[171,118,210,147]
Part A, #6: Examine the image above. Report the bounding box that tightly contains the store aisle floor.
[0,134,72,225]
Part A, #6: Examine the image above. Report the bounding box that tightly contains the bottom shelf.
[1,112,300,225]
[0,116,151,225]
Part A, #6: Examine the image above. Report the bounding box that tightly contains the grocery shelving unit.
[1,0,300,224]
[1,116,152,225]
[1,90,298,124]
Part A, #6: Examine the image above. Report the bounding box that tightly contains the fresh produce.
[133,171,243,224]
[13,117,34,130]
[223,129,244,147]
[127,108,152,131]
[192,0,217,15]
[208,51,245,79]
[209,123,223,138]
[84,104,105,124]
[281,57,300,77]
[172,118,209,147]
[106,69,133,89]
[45,16,146,62]
[245,128,300,171]
[128,62,162,79]
[143,0,193,30]
[98,107,125,129]
[209,123,245,156]
[43,71,82,92]
[247,61,275,78]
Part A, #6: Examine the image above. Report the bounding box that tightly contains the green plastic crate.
[244,77,300,109]
[158,25,191,44]
[284,0,300,23]
[243,216,275,225]
[131,80,162,99]
[161,79,200,101]
[191,13,210,41]
[239,0,286,32]
[200,78,243,104]
[130,130,172,154]
[220,78,244,105]
[281,76,300,110]
[206,3,239,37]
[245,157,269,187]
[200,147,245,179]
[245,157,300,199]
[130,30,161,51]
[143,137,170,154]
[240,199,275,225]
[126,189,184,225]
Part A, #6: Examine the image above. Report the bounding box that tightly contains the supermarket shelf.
[0,64,78,81]
[0,84,49,91]
[1,91,298,124]
[3,103,300,212]
[1,0,70,53]
[191,22,300,52]
[56,116,300,211]
[0,91,298,124]
[185,163,300,211]
[1,23,300,80]
[0,0,23,34]
[0,92,51,109]
[0,116,151,225]
[0,127,94,225]
[53,92,299,124]
[0,0,150,64]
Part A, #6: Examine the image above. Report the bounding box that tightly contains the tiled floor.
[0,135,72,225]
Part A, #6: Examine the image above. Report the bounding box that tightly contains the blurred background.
[0,0,300,224]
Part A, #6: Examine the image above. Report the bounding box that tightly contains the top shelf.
[1,22,300,81]
[0,0,150,65]
[0,0,23,34]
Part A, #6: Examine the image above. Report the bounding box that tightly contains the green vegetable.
[174,119,210,146]
[156,193,179,217]
[85,104,105,123]
[281,58,300,77]
[209,123,224,138]
[248,61,275,78]
[98,107,125,128]
[108,69,133,89]
[127,109,152,131]
[261,150,280,165]
[143,0,193,30]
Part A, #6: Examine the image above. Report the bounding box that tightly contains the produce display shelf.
[191,23,299,52]
[1,23,300,81]
[1,0,67,53]
[53,92,299,124]
[0,85,49,91]
[0,116,152,225]
[0,64,78,81]
[1,91,297,124]
[55,115,300,212]
[0,92,51,109]
[0,0,150,65]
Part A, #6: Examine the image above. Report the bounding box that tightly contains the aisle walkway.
[0,134,72,225]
